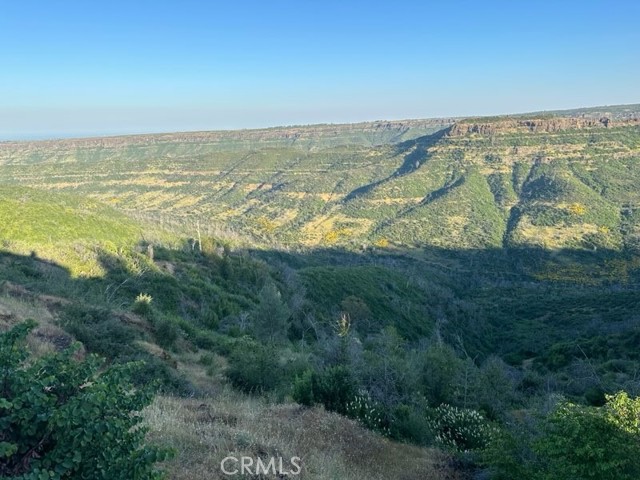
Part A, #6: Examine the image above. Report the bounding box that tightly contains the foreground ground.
[144,391,463,480]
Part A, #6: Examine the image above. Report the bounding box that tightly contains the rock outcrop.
[448,117,640,137]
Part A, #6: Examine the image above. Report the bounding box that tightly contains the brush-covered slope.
[0,186,150,276]
[1,109,639,253]
[1,108,640,479]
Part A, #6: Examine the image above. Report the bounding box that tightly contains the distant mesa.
[447,116,639,137]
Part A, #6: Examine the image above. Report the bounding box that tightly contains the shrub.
[0,320,170,479]
[345,394,390,436]
[154,317,179,349]
[292,369,316,407]
[418,344,464,406]
[61,304,139,359]
[251,282,290,343]
[292,366,356,415]
[427,404,495,453]
[484,392,640,480]
[133,293,153,316]
[534,393,640,480]
[225,337,282,393]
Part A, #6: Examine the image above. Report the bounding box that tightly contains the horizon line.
[1,101,638,144]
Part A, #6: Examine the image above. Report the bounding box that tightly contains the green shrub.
[133,293,153,316]
[427,404,495,453]
[251,282,291,343]
[418,344,464,406]
[484,392,640,480]
[534,393,640,480]
[390,402,434,445]
[225,337,282,392]
[345,394,390,436]
[61,304,139,359]
[154,317,179,349]
[292,366,356,415]
[0,321,171,479]
[292,369,316,407]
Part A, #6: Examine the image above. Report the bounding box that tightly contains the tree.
[251,282,290,343]
[484,392,640,480]
[418,343,463,406]
[361,327,408,410]
[475,356,518,419]
[534,393,640,480]
[0,321,170,479]
[340,296,372,333]
[225,337,282,392]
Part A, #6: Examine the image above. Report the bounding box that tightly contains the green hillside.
[2,106,640,479]
[1,111,639,253]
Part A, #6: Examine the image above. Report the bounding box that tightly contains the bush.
[251,282,291,343]
[390,402,434,445]
[0,321,170,479]
[292,366,356,415]
[61,304,139,359]
[484,392,640,480]
[225,337,282,392]
[427,404,495,453]
[132,293,153,316]
[535,393,640,480]
[418,344,464,406]
[345,394,390,436]
[154,317,179,349]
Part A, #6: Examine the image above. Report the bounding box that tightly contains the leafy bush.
[154,316,179,349]
[0,321,170,479]
[427,404,495,453]
[251,282,291,343]
[133,293,153,316]
[345,394,390,436]
[535,393,640,480]
[61,304,139,359]
[484,392,640,480]
[418,344,464,406]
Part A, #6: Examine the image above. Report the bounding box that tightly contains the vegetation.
[0,321,170,479]
[1,106,640,478]
[484,392,640,480]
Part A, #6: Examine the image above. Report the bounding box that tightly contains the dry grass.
[514,215,599,249]
[0,293,75,357]
[144,391,463,480]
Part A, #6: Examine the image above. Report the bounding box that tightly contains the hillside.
[0,187,465,478]
[1,105,640,479]
[1,108,639,252]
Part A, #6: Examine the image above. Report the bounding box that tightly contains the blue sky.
[1,0,638,139]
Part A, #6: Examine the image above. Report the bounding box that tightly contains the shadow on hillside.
[1,238,639,378]
[342,128,449,202]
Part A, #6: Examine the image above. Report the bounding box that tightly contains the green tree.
[225,337,282,392]
[535,394,640,480]
[340,296,372,333]
[251,281,290,343]
[474,356,517,419]
[418,344,463,406]
[292,366,356,415]
[484,392,640,480]
[0,321,170,479]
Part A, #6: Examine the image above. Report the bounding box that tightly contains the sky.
[0,0,638,139]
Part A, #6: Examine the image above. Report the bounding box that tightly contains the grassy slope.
[145,391,462,480]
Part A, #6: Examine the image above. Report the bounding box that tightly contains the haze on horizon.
[1,0,638,140]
